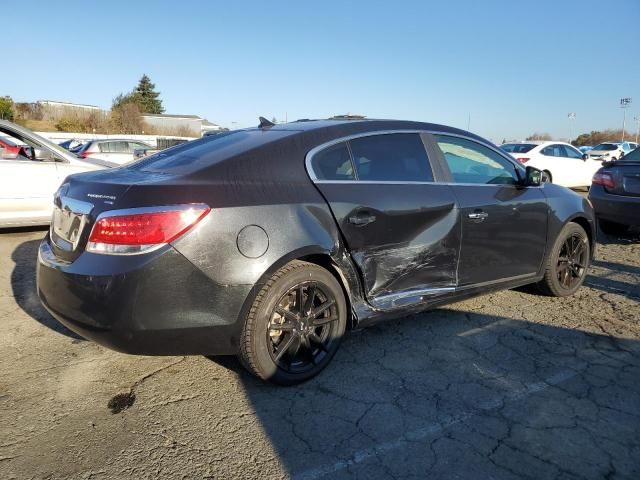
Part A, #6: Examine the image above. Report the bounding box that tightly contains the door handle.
[348,211,377,226]
[468,211,489,221]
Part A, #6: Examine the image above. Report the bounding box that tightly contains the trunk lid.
[602,161,640,197]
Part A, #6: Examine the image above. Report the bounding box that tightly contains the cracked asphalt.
[1,224,639,480]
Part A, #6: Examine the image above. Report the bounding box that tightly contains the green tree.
[0,96,15,121]
[112,75,164,114]
[132,74,164,114]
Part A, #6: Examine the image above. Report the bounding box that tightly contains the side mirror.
[34,147,54,162]
[525,166,543,186]
[582,153,589,160]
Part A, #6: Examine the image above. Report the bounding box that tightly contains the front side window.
[435,135,518,185]
[348,133,433,182]
[564,146,582,159]
[311,142,354,180]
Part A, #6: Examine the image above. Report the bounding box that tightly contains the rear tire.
[599,219,629,236]
[535,223,590,297]
[238,261,347,385]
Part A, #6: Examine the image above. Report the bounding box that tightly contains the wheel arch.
[235,246,364,334]
[566,214,596,259]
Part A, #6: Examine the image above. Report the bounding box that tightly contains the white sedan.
[0,120,114,227]
[500,141,602,188]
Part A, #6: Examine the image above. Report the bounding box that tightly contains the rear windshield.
[128,129,296,174]
[620,147,640,162]
[500,143,536,153]
[593,143,618,151]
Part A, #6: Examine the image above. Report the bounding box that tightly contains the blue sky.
[6,0,640,142]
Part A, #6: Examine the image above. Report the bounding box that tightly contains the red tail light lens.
[516,157,530,164]
[78,151,91,158]
[592,172,615,189]
[87,205,210,255]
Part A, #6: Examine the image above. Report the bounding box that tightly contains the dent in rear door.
[308,134,461,310]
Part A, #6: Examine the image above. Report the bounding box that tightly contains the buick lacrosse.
[37,118,595,384]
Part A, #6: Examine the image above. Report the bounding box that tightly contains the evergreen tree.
[112,75,164,114]
[133,74,164,114]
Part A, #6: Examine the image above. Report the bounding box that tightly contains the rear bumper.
[589,185,640,226]
[36,238,252,355]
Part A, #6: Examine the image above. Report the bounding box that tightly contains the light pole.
[620,97,632,142]
[635,116,640,144]
[567,112,576,144]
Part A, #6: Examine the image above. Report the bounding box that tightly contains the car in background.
[589,147,640,235]
[37,118,595,385]
[579,146,593,154]
[500,141,598,188]
[0,120,111,227]
[58,139,85,152]
[0,136,33,159]
[588,142,636,162]
[76,139,153,165]
[621,142,639,155]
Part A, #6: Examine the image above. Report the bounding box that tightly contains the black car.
[589,148,640,235]
[37,119,595,384]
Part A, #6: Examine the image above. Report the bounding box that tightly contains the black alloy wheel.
[267,282,339,374]
[239,261,347,385]
[556,233,588,290]
[536,222,590,297]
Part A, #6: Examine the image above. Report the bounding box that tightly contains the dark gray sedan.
[37,118,596,384]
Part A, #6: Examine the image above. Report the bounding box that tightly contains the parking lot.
[1,223,639,479]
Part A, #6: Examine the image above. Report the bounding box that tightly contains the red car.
[0,137,31,159]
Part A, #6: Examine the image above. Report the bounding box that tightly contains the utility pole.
[467,112,471,131]
[620,97,632,142]
[568,112,576,144]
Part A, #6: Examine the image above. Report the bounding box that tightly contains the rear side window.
[348,133,433,182]
[112,141,128,153]
[311,142,354,180]
[542,145,565,157]
[435,135,518,185]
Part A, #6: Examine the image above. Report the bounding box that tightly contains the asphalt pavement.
[1,226,639,479]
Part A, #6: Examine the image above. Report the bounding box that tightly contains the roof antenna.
[258,116,275,128]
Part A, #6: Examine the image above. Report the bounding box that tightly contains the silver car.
[76,139,153,165]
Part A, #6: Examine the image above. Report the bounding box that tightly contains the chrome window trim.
[305,129,530,186]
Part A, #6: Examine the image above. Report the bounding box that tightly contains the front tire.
[535,223,590,297]
[239,261,347,385]
[543,170,552,183]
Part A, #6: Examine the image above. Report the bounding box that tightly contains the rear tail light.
[78,151,91,158]
[516,157,530,164]
[592,172,615,189]
[87,205,210,255]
